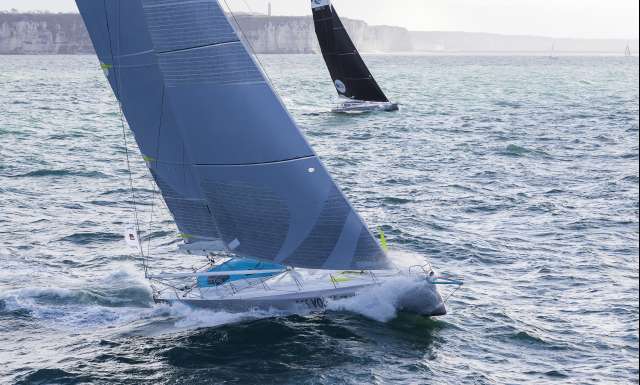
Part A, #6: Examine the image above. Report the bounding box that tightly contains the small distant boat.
[625,43,632,57]
[549,41,559,60]
[311,0,398,113]
[75,0,455,317]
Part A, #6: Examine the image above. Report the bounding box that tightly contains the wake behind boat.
[75,0,455,319]
[311,0,399,113]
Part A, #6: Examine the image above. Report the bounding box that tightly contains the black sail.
[312,1,389,103]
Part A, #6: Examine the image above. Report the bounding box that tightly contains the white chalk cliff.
[0,12,636,55]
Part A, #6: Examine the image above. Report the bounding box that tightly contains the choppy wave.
[0,266,153,329]
[15,369,94,385]
[0,54,638,385]
[59,232,123,245]
[500,144,550,158]
[168,303,280,331]
[9,169,109,178]
[0,265,286,337]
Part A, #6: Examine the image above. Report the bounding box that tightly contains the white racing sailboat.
[311,0,399,113]
[75,0,458,317]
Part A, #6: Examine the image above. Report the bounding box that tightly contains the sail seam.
[195,155,316,167]
[157,39,240,55]
[142,0,210,9]
[118,49,155,58]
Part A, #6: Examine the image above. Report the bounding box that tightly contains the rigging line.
[103,0,144,259]
[156,39,240,55]
[226,0,255,18]
[145,178,158,277]
[221,0,277,89]
[145,86,167,278]
[443,284,462,305]
[239,0,253,15]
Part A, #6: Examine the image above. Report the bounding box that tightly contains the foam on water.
[327,277,426,322]
[0,262,289,335]
[167,303,281,331]
[323,249,446,322]
[0,264,153,329]
[0,289,151,329]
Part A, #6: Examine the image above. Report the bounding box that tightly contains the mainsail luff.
[311,0,389,103]
[76,0,391,270]
[76,0,223,244]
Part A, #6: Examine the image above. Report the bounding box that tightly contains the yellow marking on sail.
[378,227,388,252]
[178,233,194,239]
[142,155,156,162]
[100,63,113,70]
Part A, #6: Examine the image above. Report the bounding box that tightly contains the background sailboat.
[311,0,399,112]
[74,0,450,316]
[549,41,559,60]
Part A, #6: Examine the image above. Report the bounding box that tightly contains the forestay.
[76,0,391,270]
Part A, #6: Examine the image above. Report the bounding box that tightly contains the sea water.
[0,54,638,384]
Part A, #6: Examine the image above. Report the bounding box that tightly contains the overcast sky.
[2,0,638,39]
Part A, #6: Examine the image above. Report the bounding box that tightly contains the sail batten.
[77,0,391,270]
[156,39,241,55]
[194,155,317,168]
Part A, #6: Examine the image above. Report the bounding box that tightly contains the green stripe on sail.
[378,227,388,252]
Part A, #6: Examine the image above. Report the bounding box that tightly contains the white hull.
[153,270,447,317]
[332,100,399,113]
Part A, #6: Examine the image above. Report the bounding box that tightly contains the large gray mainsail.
[76,0,221,245]
[76,0,390,270]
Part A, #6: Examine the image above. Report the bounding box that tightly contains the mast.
[75,0,391,271]
[311,0,389,102]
